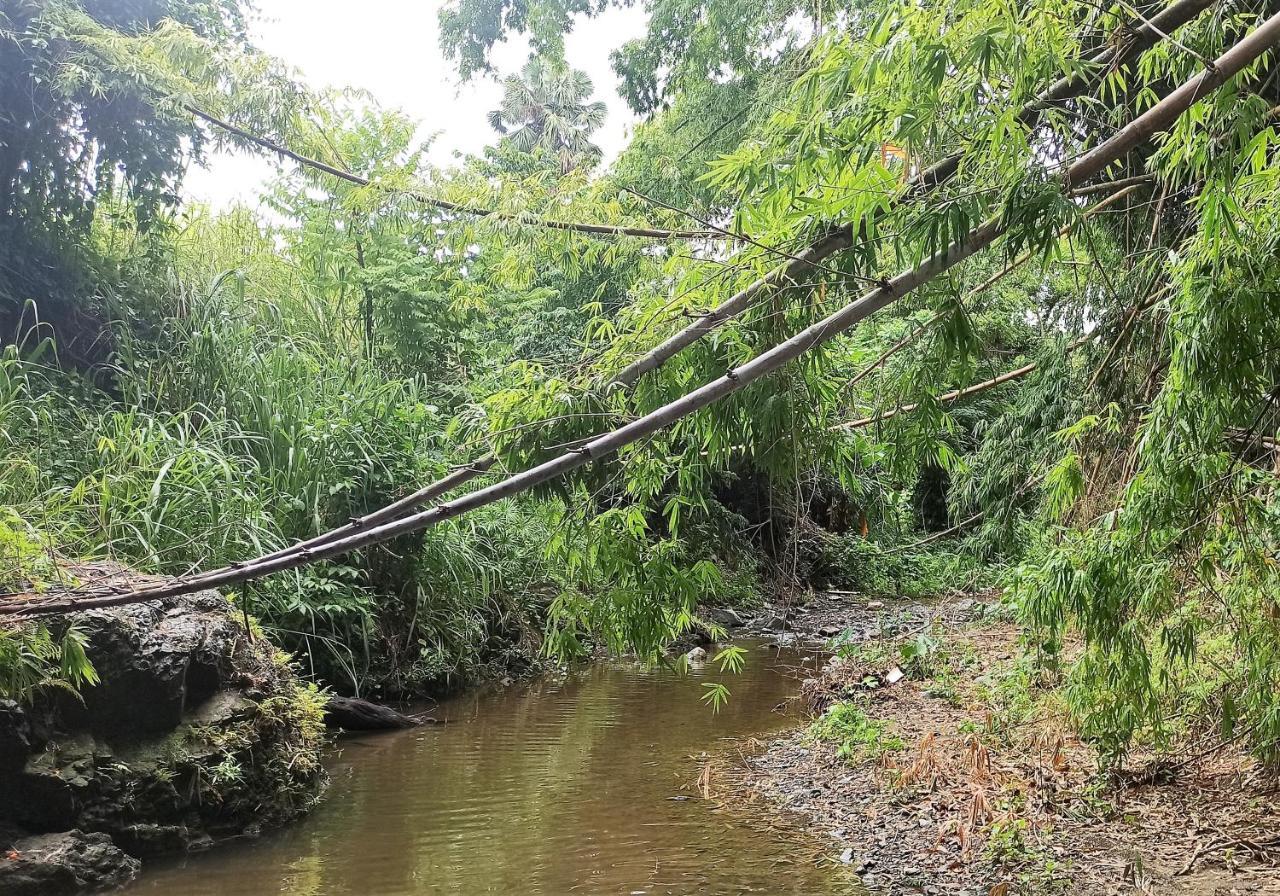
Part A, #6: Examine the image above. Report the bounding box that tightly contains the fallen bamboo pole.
[210,0,1215,571]
[607,0,1215,387]
[4,7,1272,619]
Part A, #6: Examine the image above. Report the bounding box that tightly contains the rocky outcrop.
[0,589,327,894]
[0,831,139,896]
[704,607,748,629]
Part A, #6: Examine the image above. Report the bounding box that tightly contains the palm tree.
[487,58,608,174]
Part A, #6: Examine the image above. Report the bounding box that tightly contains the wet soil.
[727,592,1280,896]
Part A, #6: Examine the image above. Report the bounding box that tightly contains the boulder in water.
[0,830,139,896]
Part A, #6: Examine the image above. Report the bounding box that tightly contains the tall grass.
[0,215,557,697]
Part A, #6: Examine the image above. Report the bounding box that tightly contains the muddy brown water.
[125,641,862,895]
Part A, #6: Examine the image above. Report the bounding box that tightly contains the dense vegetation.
[2,0,1278,778]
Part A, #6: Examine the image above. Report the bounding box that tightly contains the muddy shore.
[725,592,1280,896]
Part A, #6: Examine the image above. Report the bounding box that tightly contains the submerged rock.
[0,586,327,894]
[0,830,139,895]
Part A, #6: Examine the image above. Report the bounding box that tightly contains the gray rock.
[72,592,243,738]
[762,614,790,632]
[0,700,32,776]
[188,691,256,728]
[685,647,708,663]
[0,585,325,865]
[0,830,139,896]
[704,607,746,628]
[111,824,190,857]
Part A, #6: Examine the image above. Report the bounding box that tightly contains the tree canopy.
[488,58,608,173]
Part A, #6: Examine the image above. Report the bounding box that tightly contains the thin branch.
[841,181,1143,398]
[185,104,721,241]
[837,287,1170,432]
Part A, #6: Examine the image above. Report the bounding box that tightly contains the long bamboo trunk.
[838,182,1142,395]
[606,0,1215,386]
[225,0,1217,571]
[7,8,1274,619]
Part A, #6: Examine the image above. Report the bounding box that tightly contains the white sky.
[183,0,647,210]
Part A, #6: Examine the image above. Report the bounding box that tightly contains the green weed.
[810,701,905,761]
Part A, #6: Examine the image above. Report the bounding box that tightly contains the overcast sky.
[183,0,647,210]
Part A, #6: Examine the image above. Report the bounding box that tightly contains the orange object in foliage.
[880,143,909,176]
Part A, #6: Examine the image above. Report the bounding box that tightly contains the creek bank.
[0,585,327,895]
[725,592,1280,896]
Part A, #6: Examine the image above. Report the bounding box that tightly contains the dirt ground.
[724,592,1280,896]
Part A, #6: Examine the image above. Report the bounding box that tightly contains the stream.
[124,640,862,895]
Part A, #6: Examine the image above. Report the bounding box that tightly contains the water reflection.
[128,643,861,895]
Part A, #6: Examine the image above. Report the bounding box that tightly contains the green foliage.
[3,0,1279,778]
[0,622,99,704]
[543,498,735,661]
[488,58,607,174]
[898,626,943,679]
[0,0,248,364]
[974,652,1041,740]
[0,504,99,703]
[821,534,996,598]
[439,0,609,79]
[0,0,244,234]
[810,701,905,761]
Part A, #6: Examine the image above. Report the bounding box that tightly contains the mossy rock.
[0,587,328,893]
